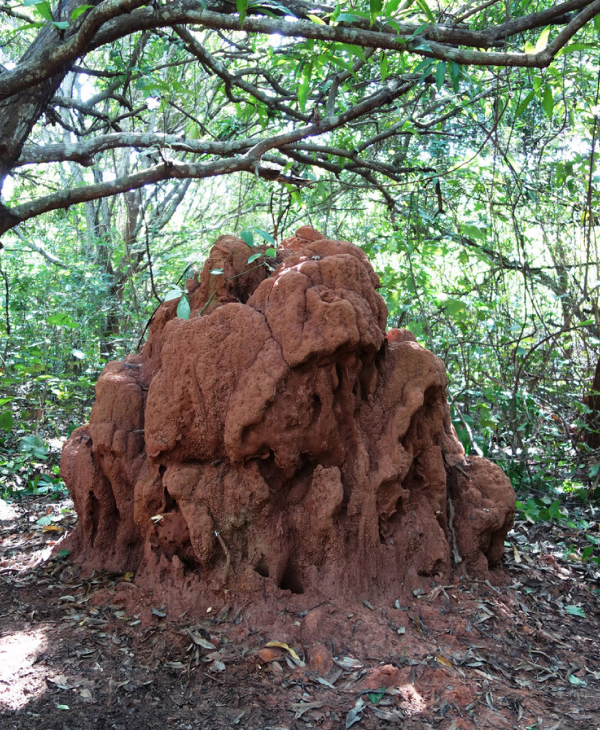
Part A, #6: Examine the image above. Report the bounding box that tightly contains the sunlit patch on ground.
[0,499,18,521]
[0,629,48,710]
[0,498,75,573]
[398,684,427,716]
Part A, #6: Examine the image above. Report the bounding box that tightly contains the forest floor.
[0,495,599,730]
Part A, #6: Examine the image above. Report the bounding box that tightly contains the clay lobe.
[61,228,515,602]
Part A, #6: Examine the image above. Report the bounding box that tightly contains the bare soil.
[1,495,599,730]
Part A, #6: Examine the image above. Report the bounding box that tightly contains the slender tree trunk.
[584,355,600,449]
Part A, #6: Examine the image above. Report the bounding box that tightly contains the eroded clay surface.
[61,228,515,606]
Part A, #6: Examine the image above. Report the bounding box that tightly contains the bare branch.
[16,132,264,166]
[12,228,69,268]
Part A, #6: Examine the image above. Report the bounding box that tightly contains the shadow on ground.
[1,495,599,730]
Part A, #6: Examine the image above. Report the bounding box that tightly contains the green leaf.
[47,313,78,329]
[307,14,326,24]
[338,44,366,61]
[384,0,402,13]
[164,287,183,301]
[52,20,69,28]
[370,0,382,24]
[13,21,44,29]
[265,248,277,257]
[583,545,594,559]
[415,0,434,23]
[449,62,461,92]
[33,0,53,22]
[435,61,446,91]
[236,0,248,25]
[210,268,224,275]
[568,674,587,686]
[298,74,311,110]
[542,86,553,119]
[595,14,600,34]
[461,223,486,241]
[414,58,434,79]
[534,26,551,54]
[337,12,359,22]
[240,230,254,247]
[20,435,48,460]
[368,690,385,704]
[0,410,13,432]
[411,40,432,54]
[71,349,86,360]
[514,91,535,119]
[176,295,191,320]
[444,299,467,316]
[71,4,93,20]
[36,515,52,526]
[380,52,388,82]
[254,228,276,244]
[558,43,592,55]
[247,253,263,263]
[565,605,586,618]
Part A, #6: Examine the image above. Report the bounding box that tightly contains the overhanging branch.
[2,0,600,103]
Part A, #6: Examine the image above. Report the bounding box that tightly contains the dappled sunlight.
[0,499,18,521]
[398,684,427,716]
[0,629,48,710]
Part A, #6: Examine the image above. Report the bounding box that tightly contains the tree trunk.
[584,354,600,449]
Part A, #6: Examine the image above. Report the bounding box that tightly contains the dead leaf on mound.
[371,706,405,721]
[291,700,324,719]
[208,660,226,673]
[314,675,337,689]
[47,674,79,690]
[165,661,185,670]
[264,641,305,667]
[187,628,216,650]
[334,656,364,671]
[345,696,365,728]
[79,687,95,703]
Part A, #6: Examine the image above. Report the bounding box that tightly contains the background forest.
[1,0,600,562]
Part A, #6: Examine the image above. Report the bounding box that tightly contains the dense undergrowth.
[1,192,600,578]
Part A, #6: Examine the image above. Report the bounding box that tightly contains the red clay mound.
[61,228,515,607]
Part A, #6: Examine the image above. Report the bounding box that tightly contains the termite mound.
[61,227,515,607]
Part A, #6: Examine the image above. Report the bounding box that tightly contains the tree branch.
[3,0,600,104]
[5,74,416,234]
[0,0,148,102]
[12,228,69,268]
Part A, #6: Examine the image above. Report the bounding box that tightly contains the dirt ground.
[1,495,599,730]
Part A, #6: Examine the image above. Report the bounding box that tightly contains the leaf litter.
[0,494,599,729]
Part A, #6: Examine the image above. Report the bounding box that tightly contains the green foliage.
[176,295,191,320]
[2,0,600,542]
[516,497,564,524]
